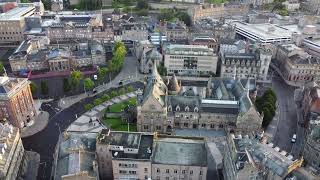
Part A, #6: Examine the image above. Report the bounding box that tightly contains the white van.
[291,134,297,143]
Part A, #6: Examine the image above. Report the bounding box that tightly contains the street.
[22,55,144,180]
[267,72,303,157]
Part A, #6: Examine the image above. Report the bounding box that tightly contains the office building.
[0,3,35,44]
[164,44,218,76]
[0,76,36,128]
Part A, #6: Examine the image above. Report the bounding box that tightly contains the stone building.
[151,135,207,180]
[120,23,148,42]
[0,123,28,180]
[300,84,320,172]
[187,3,249,22]
[96,129,208,180]
[44,14,111,41]
[242,0,273,6]
[276,44,320,84]
[136,66,263,134]
[164,44,218,76]
[213,18,236,41]
[223,133,303,180]
[0,76,36,128]
[159,21,189,42]
[219,39,247,55]
[220,45,272,81]
[9,37,106,72]
[190,35,218,53]
[0,3,36,45]
[53,132,99,180]
[96,130,154,180]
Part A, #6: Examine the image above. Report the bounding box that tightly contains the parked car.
[291,134,297,143]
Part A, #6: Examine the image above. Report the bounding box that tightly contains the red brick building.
[0,76,36,128]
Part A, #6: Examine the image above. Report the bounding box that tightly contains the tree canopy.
[83,78,95,91]
[70,70,83,89]
[255,88,277,129]
[109,41,127,72]
[158,9,192,26]
[0,63,4,76]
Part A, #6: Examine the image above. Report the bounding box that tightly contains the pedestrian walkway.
[21,111,49,138]
[265,102,279,141]
[66,91,138,133]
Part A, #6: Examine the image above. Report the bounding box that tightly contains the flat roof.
[152,137,207,166]
[233,22,292,41]
[0,5,35,21]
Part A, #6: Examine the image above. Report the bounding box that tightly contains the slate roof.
[167,96,200,112]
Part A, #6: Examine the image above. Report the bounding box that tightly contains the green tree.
[176,11,191,26]
[110,41,127,72]
[157,64,167,76]
[30,82,37,95]
[94,98,103,106]
[40,81,49,95]
[63,78,71,93]
[70,70,83,89]
[119,88,126,95]
[110,91,118,98]
[84,104,94,111]
[126,86,134,93]
[0,63,4,76]
[98,67,109,82]
[43,0,52,10]
[20,0,30,3]
[101,94,110,101]
[83,78,95,91]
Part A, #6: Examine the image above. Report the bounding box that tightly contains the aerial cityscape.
[0,0,319,180]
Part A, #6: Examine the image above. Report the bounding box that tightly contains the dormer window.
[176,105,180,112]
[194,107,199,112]
[185,106,189,112]
[168,105,172,112]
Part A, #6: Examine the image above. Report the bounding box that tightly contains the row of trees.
[84,85,135,111]
[255,88,277,129]
[108,41,127,73]
[158,9,191,26]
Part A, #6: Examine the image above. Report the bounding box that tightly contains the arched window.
[185,106,189,112]
[176,105,180,112]
[194,107,199,112]
[168,105,172,112]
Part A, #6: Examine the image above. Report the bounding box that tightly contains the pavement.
[67,91,138,133]
[23,151,40,180]
[58,56,145,110]
[21,111,49,138]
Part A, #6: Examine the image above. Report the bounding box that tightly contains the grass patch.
[103,117,137,131]
[107,97,137,113]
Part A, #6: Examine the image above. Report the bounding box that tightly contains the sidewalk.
[21,111,49,138]
[66,91,138,133]
[23,151,40,180]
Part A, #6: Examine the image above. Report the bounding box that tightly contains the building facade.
[0,76,36,128]
[276,44,320,84]
[0,4,35,44]
[190,36,218,53]
[136,66,263,134]
[159,21,189,42]
[164,44,218,76]
[223,133,303,180]
[9,37,106,72]
[220,46,272,81]
[0,123,28,180]
[96,129,208,180]
[188,3,249,22]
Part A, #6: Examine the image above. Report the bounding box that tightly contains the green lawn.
[103,117,137,131]
[107,97,137,113]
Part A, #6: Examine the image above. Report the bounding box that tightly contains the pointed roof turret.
[167,74,181,95]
